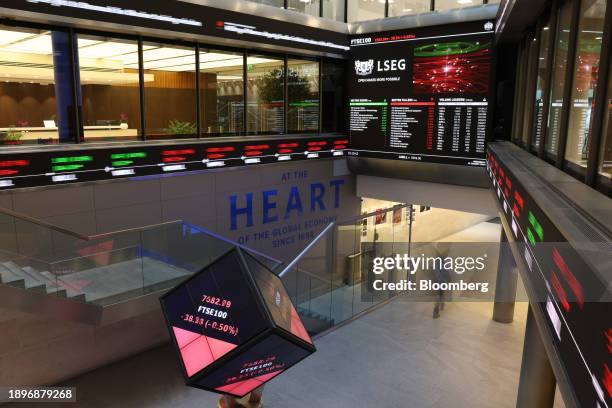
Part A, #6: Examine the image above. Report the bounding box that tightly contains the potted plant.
[164,120,197,135]
[3,126,24,145]
[119,113,129,130]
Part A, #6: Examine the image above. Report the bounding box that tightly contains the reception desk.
[0,126,139,141]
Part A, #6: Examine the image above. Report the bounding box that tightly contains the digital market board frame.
[487,146,611,408]
[0,135,347,190]
[348,20,497,168]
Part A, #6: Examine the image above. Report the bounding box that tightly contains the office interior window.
[247,54,285,135]
[322,61,346,133]
[564,0,606,171]
[78,35,140,142]
[142,42,197,140]
[388,0,431,16]
[521,33,540,146]
[531,20,552,150]
[545,1,573,158]
[287,58,319,133]
[287,0,321,16]
[323,0,345,21]
[597,61,612,180]
[249,0,285,7]
[347,0,385,23]
[512,42,527,144]
[0,26,59,145]
[199,49,244,136]
[434,0,484,12]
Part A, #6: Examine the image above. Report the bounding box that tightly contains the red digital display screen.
[0,136,345,190]
[487,148,611,407]
[160,248,315,398]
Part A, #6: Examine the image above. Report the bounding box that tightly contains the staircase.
[0,212,283,326]
[0,205,404,337]
[296,305,335,333]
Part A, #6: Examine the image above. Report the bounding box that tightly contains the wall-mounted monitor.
[348,20,496,167]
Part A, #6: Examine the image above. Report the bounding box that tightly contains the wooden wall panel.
[143,70,196,89]
[0,83,57,127]
[81,84,141,132]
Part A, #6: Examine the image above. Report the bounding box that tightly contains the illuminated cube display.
[160,248,315,397]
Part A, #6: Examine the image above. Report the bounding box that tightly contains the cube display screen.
[160,248,315,397]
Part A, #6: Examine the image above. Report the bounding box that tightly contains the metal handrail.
[0,206,91,240]
[88,220,183,240]
[0,205,182,241]
[0,206,282,270]
[336,204,408,226]
[279,221,335,277]
[182,222,284,269]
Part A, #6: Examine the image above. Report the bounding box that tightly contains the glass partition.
[287,0,321,16]
[388,0,431,16]
[545,1,573,159]
[279,205,411,335]
[0,212,281,307]
[323,0,346,21]
[597,53,612,182]
[249,0,285,6]
[143,42,197,140]
[564,0,606,173]
[322,60,346,133]
[434,0,484,12]
[78,34,141,142]
[0,22,336,145]
[512,41,527,144]
[199,49,245,136]
[287,58,319,133]
[521,33,540,146]
[0,25,59,145]
[531,20,552,151]
[247,54,285,135]
[347,0,385,22]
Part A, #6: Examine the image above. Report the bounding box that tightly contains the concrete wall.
[0,306,168,387]
[0,158,360,387]
[0,158,359,263]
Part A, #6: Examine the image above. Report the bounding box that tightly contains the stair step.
[39,271,80,298]
[1,262,47,293]
[21,267,68,297]
[68,293,87,303]
[0,263,27,288]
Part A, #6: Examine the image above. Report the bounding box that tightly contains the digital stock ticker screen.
[348,20,496,167]
[160,249,315,398]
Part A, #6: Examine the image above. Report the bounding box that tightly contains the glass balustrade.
[0,204,414,336]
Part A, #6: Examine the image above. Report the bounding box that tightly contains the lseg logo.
[355,58,406,76]
[354,59,374,76]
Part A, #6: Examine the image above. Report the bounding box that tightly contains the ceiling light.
[0,30,38,47]
[2,34,53,55]
[457,0,473,4]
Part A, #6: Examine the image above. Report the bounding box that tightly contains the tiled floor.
[12,297,564,408]
[7,219,565,408]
